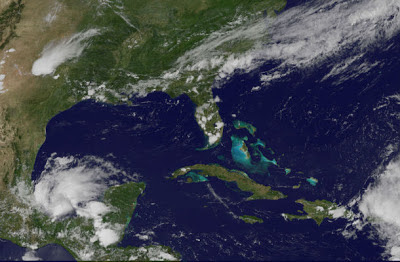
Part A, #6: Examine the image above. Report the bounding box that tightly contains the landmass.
[0,0,23,49]
[233,120,257,136]
[171,164,286,200]
[239,215,264,224]
[283,199,349,226]
[0,0,286,259]
[1,180,180,260]
[292,183,301,189]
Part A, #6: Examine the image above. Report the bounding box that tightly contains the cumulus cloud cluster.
[359,157,400,260]
[31,29,99,76]
[34,154,133,247]
[21,250,41,261]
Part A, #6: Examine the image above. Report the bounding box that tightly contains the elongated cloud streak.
[155,0,400,89]
[32,29,99,76]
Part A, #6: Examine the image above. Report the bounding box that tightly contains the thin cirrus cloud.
[168,0,400,87]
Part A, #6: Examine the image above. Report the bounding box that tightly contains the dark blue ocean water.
[28,91,383,261]
[4,0,400,260]
[0,239,75,261]
[27,32,400,258]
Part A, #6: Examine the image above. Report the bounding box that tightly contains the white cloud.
[44,1,62,24]
[92,0,400,149]
[22,250,41,261]
[218,54,254,79]
[256,0,400,84]
[34,156,109,219]
[95,226,121,247]
[359,156,400,260]
[329,206,346,219]
[158,0,400,89]
[0,74,5,93]
[32,29,100,76]
[34,155,134,247]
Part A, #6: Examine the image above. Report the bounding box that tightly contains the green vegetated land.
[0,181,180,260]
[0,0,288,259]
[284,199,348,226]
[171,164,286,200]
[239,215,264,224]
[65,0,288,147]
[0,0,23,49]
[233,120,257,136]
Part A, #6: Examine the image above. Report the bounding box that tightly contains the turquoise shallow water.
[230,135,277,175]
[185,171,209,183]
[307,177,318,186]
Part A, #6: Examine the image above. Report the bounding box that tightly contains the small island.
[239,215,264,224]
[233,120,257,136]
[171,164,286,201]
[292,183,301,189]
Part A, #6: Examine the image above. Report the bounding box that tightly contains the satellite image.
[0,0,400,260]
